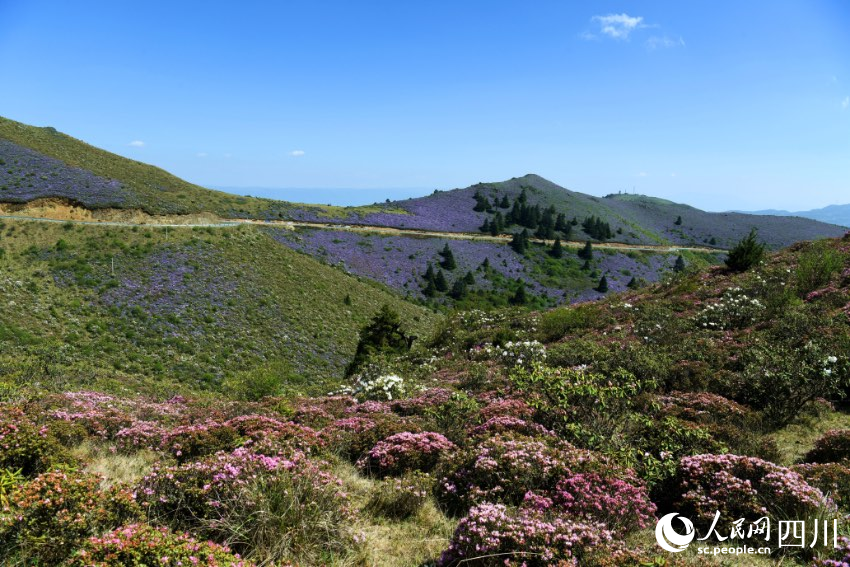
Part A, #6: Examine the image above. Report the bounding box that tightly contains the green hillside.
[0,217,438,395]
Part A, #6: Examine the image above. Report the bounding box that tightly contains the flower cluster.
[353,374,407,401]
[470,340,546,368]
[357,431,456,477]
[793,462,850,511]
[0,407,56,476]
[695,286,765,330]
[672,454,834,537]
[525,472,656,534]
[438,503,614,567]
[67,523,252,567]
[469,416,553,439]
[438,436,605,513]
[0,471,140,564]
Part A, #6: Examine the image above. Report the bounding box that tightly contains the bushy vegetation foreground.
[2,234,850,566]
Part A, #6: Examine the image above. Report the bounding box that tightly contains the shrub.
[357,431,456,477]
[437,435,610,514]
[725,228,765,272]
[437,503,615,567]
[321,414,420,462]
[795,241,845,297]
[160,421,242,462]
[470,340,546,369]
[667,454,834,540]
[67,523,252,567]
[695,286,765,330]
[0,471,140,564]
[793,462,850,511]
[469,416,553,439]
[365,471,432,519]
[523,472,656,534]
[136,448,355,563]
[345,304,411,377]
[353,373,407,401]
[0,408,61,476]
[804,430,850,464]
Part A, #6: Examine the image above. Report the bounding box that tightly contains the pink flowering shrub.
[804,430,850,464]
[321,414,422,461]
[114,420,167,453]
[0,471,140,564]
[469,416,553,439]
[224,415,322,453]
[160,421,242,463]
[478,398,535,421]
[813,535,850,567]
[0,407,61,476]
[357,431,456,477]
[67,523,253,567]
[793,462,850,511]
[670,454,834,537]
[437,503,615,567]
[391,387,453,415]
[136,448,355,562]
[437,435,610,514]
[524,472,656,534]
[658,391,751,425]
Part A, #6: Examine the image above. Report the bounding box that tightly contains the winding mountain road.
[0,213,727,254]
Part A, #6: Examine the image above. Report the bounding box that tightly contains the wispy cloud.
[196,152,207,158]
[637,171,648,177]
[842,96,849,110]
[290,150,305,157]
[128,140,145,147]
[590,13,644,40]
[646,35,685,50]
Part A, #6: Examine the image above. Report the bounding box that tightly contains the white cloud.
[196,152,207,158]
[128,140,145,147]
[637,171,647,177]
[290,150,305,157]
[842,96,849,110]
[646,35,685,50]
[591,13,644,40]
[670,172,677,178]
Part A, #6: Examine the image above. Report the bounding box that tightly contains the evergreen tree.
[510,230,528,254]
[450,279,467,299]
[472,190,490,212]
[480,218,491,233]
[345,305,410,376]
[510,281,528,305]
[725,229,765,272]
[463,271,475,285]
[435,269,449,292]
[626,277,639,289]
[596,274,609,293]
[571,216,579,226]
[709,237,717,246]
[422,279,437,297]
[439,243,457,270]
[423,263,436,283]
[581,259,591,271]
[499,195,510,208]
[674,255,686,272]
[555,213,567,233]
[517,188,528,204]
[578,240,593,260]
[491,211,504,235]
[674,215,683,226]
[550,238,563,258]
[481,257,490,270]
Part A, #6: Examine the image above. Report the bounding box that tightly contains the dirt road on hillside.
[0,210,726,254]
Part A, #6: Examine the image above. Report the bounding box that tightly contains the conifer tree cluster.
[581,215,614,240]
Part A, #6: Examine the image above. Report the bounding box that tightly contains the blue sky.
[0,1,848,210]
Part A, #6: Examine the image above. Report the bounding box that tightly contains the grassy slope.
[374,174,847,248]
[0,217,438,394]
[0,116,400,219]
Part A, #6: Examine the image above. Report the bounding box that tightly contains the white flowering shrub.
[696,287,765,330]
[470,340,546,368]
[354,374,406,401]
